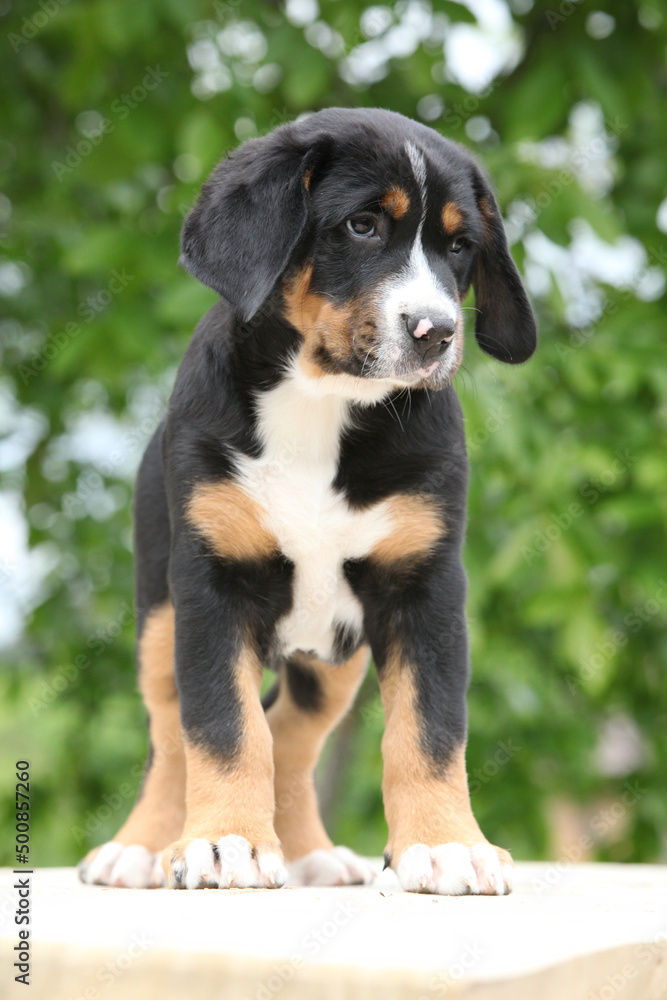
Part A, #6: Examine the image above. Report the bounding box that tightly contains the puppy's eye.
[450,237,467,254]
[346,216,376,238]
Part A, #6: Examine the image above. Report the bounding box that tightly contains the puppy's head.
[181,108,536,392]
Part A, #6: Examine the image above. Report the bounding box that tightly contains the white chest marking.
[235,366,395,660]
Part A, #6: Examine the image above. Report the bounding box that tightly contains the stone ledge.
[2,862,666,999]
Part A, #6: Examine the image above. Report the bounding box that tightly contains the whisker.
[383,395,404,431]
[361,347,374,376]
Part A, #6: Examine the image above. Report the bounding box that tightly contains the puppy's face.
[180,109,536,393]
[283,139,488,390]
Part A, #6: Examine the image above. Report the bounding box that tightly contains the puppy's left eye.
[346,216,376,237]
[450,237,467,254]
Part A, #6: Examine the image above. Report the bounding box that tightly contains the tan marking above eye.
[371,493,446,565]
[303,167,314,193]
[186,481,278,561]
[381,187,410,220]
[442,202,464,235]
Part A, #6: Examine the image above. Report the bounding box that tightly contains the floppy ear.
[180,129,320,321]
[470,168,537,364]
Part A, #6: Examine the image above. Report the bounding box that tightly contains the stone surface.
[2,862,667,999]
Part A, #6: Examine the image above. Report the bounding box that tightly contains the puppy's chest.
[235,385,392,660]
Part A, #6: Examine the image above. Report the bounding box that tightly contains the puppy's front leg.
[364,554,513,896]
[162,534,287,890]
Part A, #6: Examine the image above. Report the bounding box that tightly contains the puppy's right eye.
[346,216,376,238]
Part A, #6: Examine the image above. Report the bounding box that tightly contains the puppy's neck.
[287,352,399,407]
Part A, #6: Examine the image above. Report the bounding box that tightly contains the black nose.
[404,313,457,359]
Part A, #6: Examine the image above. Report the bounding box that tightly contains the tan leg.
[380,651,513,895]
[116,601,186,849]
[265,646,376,885]
[79,600,187,887]
[161,644,286,890]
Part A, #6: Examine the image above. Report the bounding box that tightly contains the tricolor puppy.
[79,107,536,895]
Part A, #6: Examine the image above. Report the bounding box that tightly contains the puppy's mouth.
[390,355,451,388]
[413,359,440,379]
[353,341,458,389]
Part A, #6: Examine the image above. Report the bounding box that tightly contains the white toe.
[216,835,259,888]
[81,842,124,884]
[288,846,377,887]
[80,842,163,889]
[470,843,505,896]
[257,852,288,888]
[110,845,161,889]
[396,844,433,892]
[431,843,476,895]
[183,839,218,889]
[290,849,344,886]
[330,846,377,884]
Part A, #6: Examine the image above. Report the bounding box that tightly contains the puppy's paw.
[288,845,378,887]
[395,842,513,896]
[162,834,287,890]
[78,841,164,888]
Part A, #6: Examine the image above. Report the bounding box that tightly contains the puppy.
[79,107,536,895]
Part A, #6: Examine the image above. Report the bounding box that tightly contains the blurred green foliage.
[1,0,666,868]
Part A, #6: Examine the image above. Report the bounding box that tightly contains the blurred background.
[1,0,666,869]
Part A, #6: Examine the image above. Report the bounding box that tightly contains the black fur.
[285,659,324,713]
[180,132,330,321]
[469,163,536,364]
[332,622,362,663]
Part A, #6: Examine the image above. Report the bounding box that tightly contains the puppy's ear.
[180,130,321,321]
[470,167,537,364]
